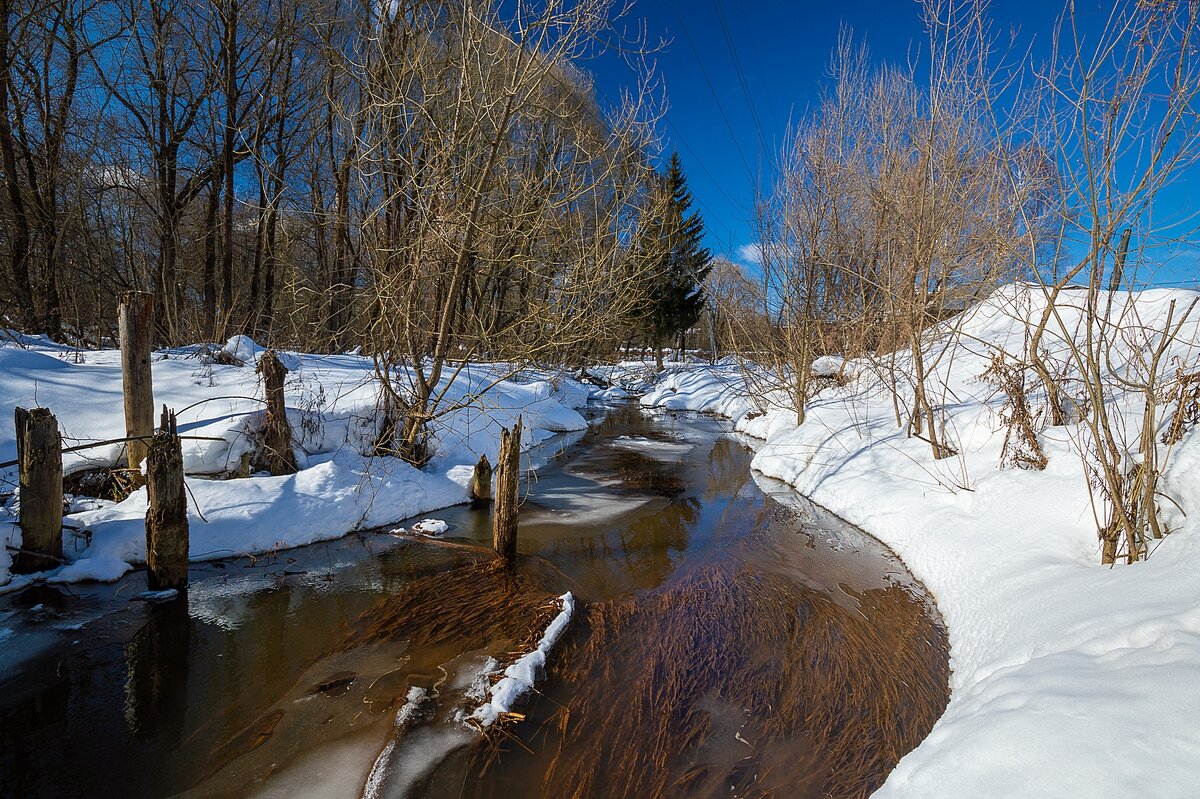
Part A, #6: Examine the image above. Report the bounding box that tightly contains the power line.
[712,0,770,158]
[668,0,755,181]
[737,1,784,137]
[590,81,748,248]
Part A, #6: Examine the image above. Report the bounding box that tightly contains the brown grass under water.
[339,559,561,657]
[464,560,949,799]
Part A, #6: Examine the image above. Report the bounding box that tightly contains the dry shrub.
[1161,367,1200,445]
[982,352,1048,470]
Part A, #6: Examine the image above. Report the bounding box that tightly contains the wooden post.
[492,416,521,563]
[469,454,492,506]
[119,291,155,481]
[145,406,188,590]
[257,350,297,475]
[13,407,63,573]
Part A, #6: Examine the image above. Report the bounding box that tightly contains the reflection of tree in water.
[703,437,754,502]
[0,594,195,798]
[537,433,756,594]
[535,492,701,595]
[622,496,700,586]
[606,450,688,497]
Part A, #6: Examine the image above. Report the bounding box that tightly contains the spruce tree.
[636,152,713,369]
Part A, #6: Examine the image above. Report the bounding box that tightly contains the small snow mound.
[811,355,847,379]
[221,334,265,364]
[410,519,449,536]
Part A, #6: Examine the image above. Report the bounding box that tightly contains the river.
[0,401,948,798]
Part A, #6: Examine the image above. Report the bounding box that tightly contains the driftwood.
[492,416,521,563]
[256,350,297,475]
[119,291,155,482]
[13,407,63,573]
[145,407,189,590]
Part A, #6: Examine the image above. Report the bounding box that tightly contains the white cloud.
[735,243,763,266]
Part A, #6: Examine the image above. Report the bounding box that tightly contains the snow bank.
[640,363,758,420]
[615,284,1200,797]
[0,336,590,589]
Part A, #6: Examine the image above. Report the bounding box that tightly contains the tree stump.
[145,407,189,590]
[119,291,155,483]
[257,350,297,475]
[492,417,521,564]
[13,407,63,573]
[470,454,493,506]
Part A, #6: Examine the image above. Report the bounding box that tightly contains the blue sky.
[587,1,1200,288]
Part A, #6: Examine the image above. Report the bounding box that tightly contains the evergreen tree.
[635,152,713,369]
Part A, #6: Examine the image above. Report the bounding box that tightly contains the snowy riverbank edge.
[609,286,1200,798]
[0,337,591,591]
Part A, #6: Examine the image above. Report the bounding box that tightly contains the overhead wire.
[590,80,746,250]
[712,0,771,158]
[668,0,755,181]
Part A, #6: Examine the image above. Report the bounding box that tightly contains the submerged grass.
[339,559,562,656]
[466,559,948,799]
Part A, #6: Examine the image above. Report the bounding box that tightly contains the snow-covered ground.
[5,284,1200,795]
[620,284,1200,797]
[0,335,589,590]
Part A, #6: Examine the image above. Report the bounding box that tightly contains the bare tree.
[96,0,220,341]
[1029,0,1200,563]
[0,0,101,337]
[351,0,659,464]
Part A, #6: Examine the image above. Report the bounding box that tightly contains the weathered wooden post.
[492,416,521,563]
[257,350,298,475]
[13,407,63,573]
[119,291,155,483]
[145,406,188,590]
[469,454,492,506]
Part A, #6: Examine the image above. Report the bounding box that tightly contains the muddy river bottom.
[0,402,948,799]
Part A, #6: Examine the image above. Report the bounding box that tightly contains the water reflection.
[124,596,191,743]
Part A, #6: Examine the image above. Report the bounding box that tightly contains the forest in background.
[0,0,719,364]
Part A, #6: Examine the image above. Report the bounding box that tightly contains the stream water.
[0,402,949,799]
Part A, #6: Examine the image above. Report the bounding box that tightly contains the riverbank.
[0,334,590,591]
[610,284,1200,797]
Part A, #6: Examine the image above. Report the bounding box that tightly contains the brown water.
[0,402,948,799]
